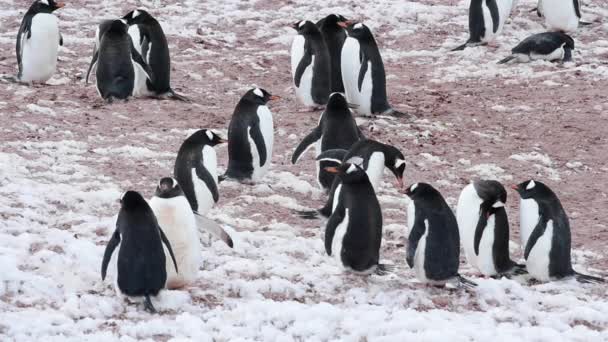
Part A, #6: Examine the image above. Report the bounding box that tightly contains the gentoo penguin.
[149,178,201,289]
[405,183,476,288]
[498,32,575,64]
[174,129,226,215]
[299,139,406,219]
[101,191,179,313]
[122,9,189,101]
[316,14,348,93]
[324,161,393,275]
[452,0,516,51]
[291,92,363,190]
[85,20,151,102]
[16,0,65,83]
[536,0,581,32]
[456,181,525,277]
[512,180,604,283]
[340,23,405,117]
[225,88,279,182]
[291,20,331,110]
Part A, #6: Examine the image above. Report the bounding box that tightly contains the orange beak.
[56,2,65,8]
[511,184,519,191]
[218,138,228,144]
[324,166,339,174]
[338,20,353,28]
[395,177,404,189]
[269,95,281,101]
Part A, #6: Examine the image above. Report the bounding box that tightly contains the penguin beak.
[338,20,353,28]
[218,138,228,144]
[55,2,65,8]
[511,184,519,191]
[291,22,300,30]
[395,176,404,189]
[324,166,339,174]
[269,95,281,101]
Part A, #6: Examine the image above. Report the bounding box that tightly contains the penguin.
[101,191,179,313]
[291,92,363,190]
[512,180,604,283]
[452,0,516,51]
[498,32,575,64]
[149,178,201,289]
[225,88,279,182]
[324,161,393,275]
[404,183,476,288]
[299,139,406,219]
[456,181,525,277]
[122,9,189,101]
[16,0,65,83]
[85,20,151,102]
[340,22,405,117]
[316,14,348,93]
[174,129,226,215]
[290,20,331,110]
[536,0,581,32]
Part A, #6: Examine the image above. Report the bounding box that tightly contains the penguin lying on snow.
[512,180,604,283]
[405,183,477,288]
[101,191,179,313]
[291,92,363,190]
[324,161,394,275]
[452,0,516,51]
[16,0,65,83]
[498,32,575,64]
[291,20,331,111]
[316,14,348,93]
[457,181,526,278]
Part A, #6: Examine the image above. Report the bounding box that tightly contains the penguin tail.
[0,75,20,83]
[375,264,396,276]
[143,294,157,314]
[579,21,594,26]
[218,175,227,183]
[498,55,516,64]
[168,89,191,102]
[456,275,478,289]
[194,212,234,248]
[294,210,320,220]
[451,42,469,52]
[575,271,605,284]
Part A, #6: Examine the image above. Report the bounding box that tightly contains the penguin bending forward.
[513,180,604,283]
[452,0,516,51]
[16,0,65,83]
[316,14,348,93]
[101,191,179,313]
[405,183,477,288]
[498,32,575,64]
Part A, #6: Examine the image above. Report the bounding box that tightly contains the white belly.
[251,105,274,182]
[542,0,579,32]
[477,215,498,276]
[526,220,554,282]
[314,137,323,188]
[531,46,565,61]
[192,168,214,215]
[149,196,202,289]
[481,0,514,42]
[341,37,372,115]
[291,35,316,107]
[365,152,385,192]
[331,209,349,267]
[456,184,484,268]
[520,198,540,250]
[20,14,60,82]
[128,25,142,55]
[414,221,429,283]
[481,3,496,42]
[131,61,151,97]
[332,184,343,212]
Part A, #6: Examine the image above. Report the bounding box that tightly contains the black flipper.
[141,34,150,63]
[294,40,313,87]
[524,220,547,260]
[249,123,268,167]
[357,53,369,92]
[59,33,63,46]
[325,203,345,256]
[579,21,593,26]
[193,212,234,248]
[129,38,152,81]
[101,230,121,281]
[487,0,500,33]
[85,47,99,84]
[575,272,604,284]
[195,164,219,203]
[291,127,321,164]
[573,0,581,19]
[159,227,179,273]
[375,264,396,276]
[144,294,157,314]
[316,149,348,164]
[406,212,426,268]
[473,212,488,256]
[451,42,469,52]
[563,48,573,62]
[16,15,33,79]
[498,55,516,64]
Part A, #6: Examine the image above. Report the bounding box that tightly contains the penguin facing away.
[340,22,405,117]
[174,129,226,216]
[456,181,525,277]
[498,32,575,64]
[16,0,65,83]
[291,20,331,110]
[316,14,348,93]
[291,92,363,190]
[452,0,516,51]
[512,180,604,283]
[405,183,477,288]
[101,191,179,313]
[537,0,581,32]
[149,178,202,289]
[225,88,279,182]
[324,161,393,275]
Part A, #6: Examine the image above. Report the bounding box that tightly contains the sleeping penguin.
[512,180,604,283]
[498,32,575,64]
[16,0,65,83]
[405,183,476,288]
[101,191,179,313]
[452,0,516,51]
[324,161,393,275]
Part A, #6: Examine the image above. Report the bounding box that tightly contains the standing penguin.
[316,14,348,93]
[452,0,516,51]
[324,161,393,275]
[291,20,331,110]
[149,178,201,289]
[101,191,179,313]
[456,181,525,277]
[340,23,405,117]
[405,183,476,288]
[498,32,575,64]
[512,180,604,283]
[122,9,188,101]
[85,20,151,102]
[16,0,65,83]
[174,129,226,215]
[537,0,581,32]
[225,88,279,182]
[291,92,363,190]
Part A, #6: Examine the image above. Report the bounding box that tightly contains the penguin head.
[122,9,153,25]
[31,0,65,12]
[473,180,507,217]
[119,190,148,211]
[556,32,575,50]
[291,20,317,35]
[512,180,554,201]
[321,14,350,28]
[326,159,368,184]
[326,92,352,111]
[187,129,227,147]
[382,145,406,189]
[155,177,184,199]
[343,22,371,40]
[244,88,280,105]
[403,182,439,201]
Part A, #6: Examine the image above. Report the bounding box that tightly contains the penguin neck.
[138,20,164,40]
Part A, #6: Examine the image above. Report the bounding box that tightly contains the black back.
[96,20,135,100]
[292,20,331,105]
[316,14,347,93]
[405,183,460,281]
[468,0,499,43]
[512,32,575,56]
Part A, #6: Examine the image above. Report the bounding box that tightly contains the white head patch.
[119,19,128,25]
[410,183,418,192]
[120,191,127,201]
[345,156,364,167]
[492,201,505,208]
[354,23,363,30]
[526,180,536,190]
[253,88,263,97]
[133,10,141,18]
[346,164,357,174]
[394,159,406,169]
[298,20,306,28]
[40,0,49,5]
[205,130,214,140]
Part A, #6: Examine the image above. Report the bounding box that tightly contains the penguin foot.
[375,264,396,276]
[294,210,319,220]
[498,55,516,64]
[451,42,468,51]
[143,295,157,314]
[167,89,191,102]
[218,175,227,183]
[579,21,594,26]
[456,275,477,289]
[574,272,605,284]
